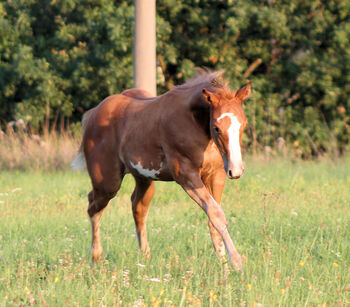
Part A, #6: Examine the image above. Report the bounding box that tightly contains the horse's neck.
[186,90,211,139]
[156,87,211,138]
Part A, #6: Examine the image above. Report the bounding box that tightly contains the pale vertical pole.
[134,0,157,96]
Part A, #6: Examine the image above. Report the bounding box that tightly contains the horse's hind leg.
[203,170,227,262]
[87,166,124,262]
[131,177,155,259]
[87,189,114,262]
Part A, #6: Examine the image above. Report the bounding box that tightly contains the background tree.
[0,0,349,156]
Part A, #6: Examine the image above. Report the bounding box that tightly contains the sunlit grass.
[0,158,349,306]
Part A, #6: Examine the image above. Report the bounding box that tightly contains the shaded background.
[0,0,349,157]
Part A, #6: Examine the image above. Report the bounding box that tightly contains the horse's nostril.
[228,170,233,177]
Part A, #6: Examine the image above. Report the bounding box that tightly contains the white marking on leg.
[206,194,242,269]
[130,161,161,179]
[217,241,226,258]
[90,213,103,261]
[217,113,243,176]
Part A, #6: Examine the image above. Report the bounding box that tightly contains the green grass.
[0,158,349,306]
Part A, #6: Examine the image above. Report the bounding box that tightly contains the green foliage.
[0,0,349,155]
[0,0,134,129]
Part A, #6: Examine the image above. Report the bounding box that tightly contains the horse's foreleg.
[181,174,242,271]
[203,171,227,262]
[131,178,155,259]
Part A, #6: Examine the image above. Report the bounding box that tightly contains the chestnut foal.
[72,70,251,270]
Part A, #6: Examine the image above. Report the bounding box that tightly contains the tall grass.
[0,125,346,172]
[0,123,80,171]
[0,158,349,306]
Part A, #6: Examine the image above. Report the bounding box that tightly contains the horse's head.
[202,82,251,179]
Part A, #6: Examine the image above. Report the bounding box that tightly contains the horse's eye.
[214,127,221,134]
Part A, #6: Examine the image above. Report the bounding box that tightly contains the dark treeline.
[0,0,349,156]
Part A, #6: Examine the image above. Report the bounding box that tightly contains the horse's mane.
[173,69,235,100]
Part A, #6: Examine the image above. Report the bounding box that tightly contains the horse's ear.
[202,88,219,107]
[235,81,251,103]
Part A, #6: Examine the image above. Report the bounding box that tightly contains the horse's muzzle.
[227,167,244,179]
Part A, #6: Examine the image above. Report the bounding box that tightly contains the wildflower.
[28,295,35,304]
[150,278,161,282]
[299,261,304,266]
[333,262,339,268]
[281,288,286,294]
[25,286,30,295]
[54,277,59,283]
[274,270,280,280]
[247,284,252,290]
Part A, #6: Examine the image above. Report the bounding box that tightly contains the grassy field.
[0,157,349,306]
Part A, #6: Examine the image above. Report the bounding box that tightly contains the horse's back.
[121,88,154,100]
[85,94,130,129]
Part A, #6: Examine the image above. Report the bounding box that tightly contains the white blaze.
[130,161,162,179]
[217,113,242,174]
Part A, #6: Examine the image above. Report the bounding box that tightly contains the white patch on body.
[130,161,162,179]
[217,113,242,174]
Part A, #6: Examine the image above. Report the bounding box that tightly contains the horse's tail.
[71,108,95,170]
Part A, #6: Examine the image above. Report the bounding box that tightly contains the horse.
[71,70,251,270]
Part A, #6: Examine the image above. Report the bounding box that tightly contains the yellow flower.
[159,289,165,296]
[151,296,157,302]
[333,262,339,268]
[299,261,304,266]
[247,284,252,290]
[25,286,30,295]
[281,288,286,294]
[54,277,59,283]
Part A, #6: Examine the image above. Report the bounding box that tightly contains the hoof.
[90,246,103,262]
[232,258,243,271]
[141,247,151,260]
